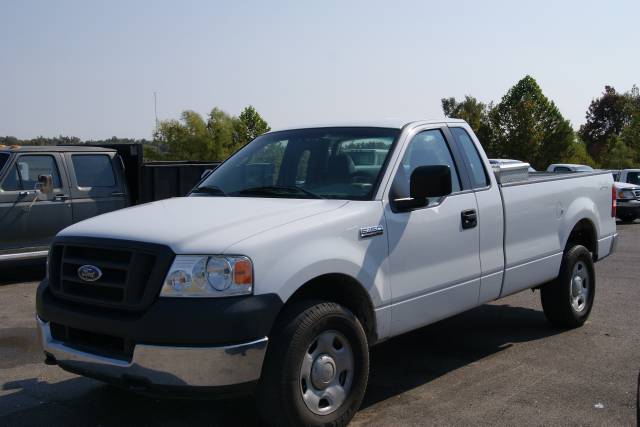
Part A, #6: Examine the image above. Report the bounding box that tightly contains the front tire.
[541,245,595,328]
[257,301,369,427]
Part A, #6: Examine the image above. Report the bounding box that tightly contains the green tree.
[441,95,497,155]
[489,75,575,170]
[578,85,640,161]
[153,105,270,161]
[621,112,640,159]
[599,136,636,169]
[564,139,597,167]
[236,105,271,146]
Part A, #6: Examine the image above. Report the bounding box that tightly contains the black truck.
[0,144,218,263]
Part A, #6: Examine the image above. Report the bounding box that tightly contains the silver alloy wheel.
[299,330,354,415]
[570,260,590,312]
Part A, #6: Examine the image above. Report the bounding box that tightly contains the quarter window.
[391,129,461,200]
[450,127,490,188]
[72,155,116,187]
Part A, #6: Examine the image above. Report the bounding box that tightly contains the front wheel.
[257,301,369,427]
[540,245,595,328]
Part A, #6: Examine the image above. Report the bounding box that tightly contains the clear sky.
[1,0,638,140]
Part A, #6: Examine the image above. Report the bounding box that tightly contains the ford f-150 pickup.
[36,120,618,426]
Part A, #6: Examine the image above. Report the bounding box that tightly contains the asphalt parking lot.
[1,224,638,426]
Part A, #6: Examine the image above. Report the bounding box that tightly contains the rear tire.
[541,245,595,328]
[256,301,369,427]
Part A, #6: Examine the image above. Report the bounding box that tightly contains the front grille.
[50,322,133,361]
[48,237,174,311]
[634,190,640,199]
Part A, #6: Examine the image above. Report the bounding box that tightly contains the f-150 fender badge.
[360,225,384,239]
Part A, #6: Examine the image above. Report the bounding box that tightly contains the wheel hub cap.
[570,261,590,312]
[299,330,354,415]
[311,354,336,389]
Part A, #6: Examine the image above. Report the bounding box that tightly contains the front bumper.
[617,199,640,217]
[36,279,283,393]
[37,316,268,390]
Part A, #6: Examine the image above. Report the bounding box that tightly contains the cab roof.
[0,145,116,154]
[267,118,467,133]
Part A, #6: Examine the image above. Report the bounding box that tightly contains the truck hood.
[614,182,640,190]
[59,197,348,253]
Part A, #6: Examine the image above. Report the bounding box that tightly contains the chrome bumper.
[37,317,268,387]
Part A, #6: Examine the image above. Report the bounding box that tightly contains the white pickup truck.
[36,120,617,426]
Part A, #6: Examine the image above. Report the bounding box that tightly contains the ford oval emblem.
[77,265,102,282]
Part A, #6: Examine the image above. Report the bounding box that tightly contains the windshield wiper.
[233,186,324,199]
[191,185,227,196]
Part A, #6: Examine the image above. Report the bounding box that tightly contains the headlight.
[619,189,635,199]
[160,255,253,297]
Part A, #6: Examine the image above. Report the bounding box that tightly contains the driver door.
[0,153,73,254]
[383,127,481,336]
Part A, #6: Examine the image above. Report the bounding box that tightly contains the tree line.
[147,105,269,161]
[4,78,639,170]
[0,105,270,162]
[442,76,640,170]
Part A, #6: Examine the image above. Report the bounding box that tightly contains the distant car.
[606,170,640,222]
[489,158,536,172]
[612,169,640,186]
[546,163,594,173]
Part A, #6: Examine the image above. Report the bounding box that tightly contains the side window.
[555,166,570,172]
[9,155,62,190]
[1,165,21,191]
[391,129,461,200]
[72,155,116,187]
[450,127,490,188]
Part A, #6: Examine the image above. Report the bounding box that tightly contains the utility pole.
[154,91,159,133]
[154,91,160,150]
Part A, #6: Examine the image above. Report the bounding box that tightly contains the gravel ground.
[0,223,638,426]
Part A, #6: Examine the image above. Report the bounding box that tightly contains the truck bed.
[496,168,616,298]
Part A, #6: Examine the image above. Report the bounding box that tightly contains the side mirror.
[36,174,53,199]
[201,169,213,180]
[394,165,452,211]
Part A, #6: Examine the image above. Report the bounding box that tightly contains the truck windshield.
[626,172,640,185]
[0,153,8,172]
[193,127,399,200]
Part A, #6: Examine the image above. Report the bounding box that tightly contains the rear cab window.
[71,154,116,187]
[450,127,490,189]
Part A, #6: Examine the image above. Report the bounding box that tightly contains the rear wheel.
[541,245,595,328]
[257,301,369,427]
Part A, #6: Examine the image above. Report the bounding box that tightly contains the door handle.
[54,194,69,201]
[18,191,35,196]
[461,209,478,229]
[111,192,125,197]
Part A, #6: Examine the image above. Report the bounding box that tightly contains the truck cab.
[0,146,128,262]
